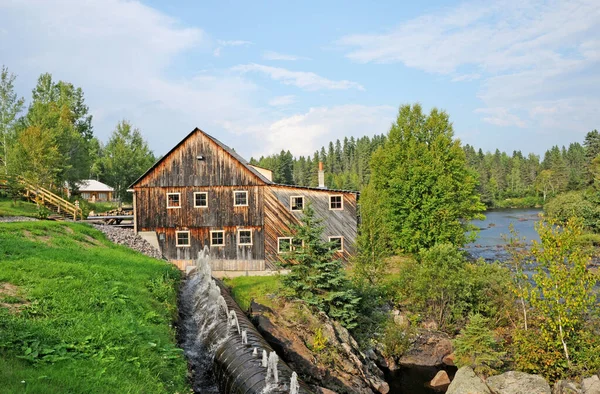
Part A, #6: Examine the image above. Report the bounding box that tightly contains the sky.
[1,0,599,160]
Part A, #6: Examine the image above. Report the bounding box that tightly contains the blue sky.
[1,0,598,159]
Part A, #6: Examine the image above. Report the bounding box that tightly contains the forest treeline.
[0,66,156,202]
[251,127,600,208]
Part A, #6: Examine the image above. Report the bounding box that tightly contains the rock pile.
[93,225,164,260]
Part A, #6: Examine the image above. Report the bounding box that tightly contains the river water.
[465,208,542,262]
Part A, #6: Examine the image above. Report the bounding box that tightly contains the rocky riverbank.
[446,366,600,394]
[249,300,389,394]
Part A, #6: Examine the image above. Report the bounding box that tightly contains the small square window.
[329,236,343,252]
[194,192,208,208]
[167,193,181,208]
[329,195,343,210]
[278,237,303,253]
[176,231,190,247]
[238,229,252,245]
[278,237,292,253]
[234,191,248,206]
[210,231,224,246]
[290,196,304,211]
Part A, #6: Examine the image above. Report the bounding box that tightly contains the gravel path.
[92,225,164,260]
[0,216,38,223]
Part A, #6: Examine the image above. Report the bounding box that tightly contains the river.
[465,208,542,262]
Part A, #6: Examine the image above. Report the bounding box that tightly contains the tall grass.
[0,221,189,393]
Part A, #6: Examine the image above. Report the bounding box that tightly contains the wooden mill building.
[130,128,358,274]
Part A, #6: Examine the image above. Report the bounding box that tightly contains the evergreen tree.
[281,203,360,329]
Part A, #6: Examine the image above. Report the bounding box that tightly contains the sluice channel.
[180,246,314,394]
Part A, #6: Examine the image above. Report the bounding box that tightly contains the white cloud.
[231,63,364,91]
[262,51,309,61]
[337,0,600,134]
[268,95,296,106]
[222,105,395,157]
[0,0,262,154]
[213,39,252,57]
[475,107,527,128]
[451,73,481,82]
[217,40,253,47]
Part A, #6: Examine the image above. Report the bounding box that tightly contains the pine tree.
[281,203,360,329]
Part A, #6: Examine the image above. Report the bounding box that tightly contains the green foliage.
[35,205,51,219]
[0,221,188,393]
[391,244,515,332]
[223,275,282,311]
[528,218,598,370]
[453,314,505,376]
[280,203,361,329]
[250,134,386,190]
[502,224,532,330]
[353,182,392,286]
[544,190,600,232]
[370,104,485,253]
[99,120,156,202]
[311,327,328,352]
[381,318,415,359]
[0,65,25,173]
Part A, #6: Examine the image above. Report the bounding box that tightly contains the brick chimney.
[318,161,325,188]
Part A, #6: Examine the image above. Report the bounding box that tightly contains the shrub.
[381,318,415,359]
[453,314,505,376]
[391,243,515,332]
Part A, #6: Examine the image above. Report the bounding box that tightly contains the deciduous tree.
[369,103,485,253]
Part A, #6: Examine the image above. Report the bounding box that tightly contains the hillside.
[0,220,189,393]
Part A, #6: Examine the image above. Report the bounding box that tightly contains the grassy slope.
[0,221,189,394]
[223,276,282,311]
[0,198,39,217]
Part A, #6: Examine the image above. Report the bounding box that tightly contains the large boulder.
[398,330,453,367]
[446,366,492,394]
[582,375,600,394]
[486,371,551,394]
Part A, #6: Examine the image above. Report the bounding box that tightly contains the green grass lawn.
[0,221,189,393]
[223,275,282,311]
[0,198,39,217]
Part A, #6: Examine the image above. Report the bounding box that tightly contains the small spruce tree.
[281,203,360,329]
[453,314,505,376]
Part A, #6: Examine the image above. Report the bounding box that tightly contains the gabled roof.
[130,128,273,188]
[79,179,114,192]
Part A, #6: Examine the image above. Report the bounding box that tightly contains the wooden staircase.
[1,177,83,220]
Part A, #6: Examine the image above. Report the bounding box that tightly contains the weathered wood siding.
[264,185,358,266]
[133,129,266,264]
[135,130,265,187]
[152,226,265,267]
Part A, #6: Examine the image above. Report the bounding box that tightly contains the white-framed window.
[278,237,292,253]
[290,196,304,211]
[233,190,248,207]
[238,229,253,246]
[176,231,190,247]
[210,230,225,246]
[277,237,304,253]
[329,195,343,210]
[167,193,181,209]
[194,192,208,208]
[329,236,344,252]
